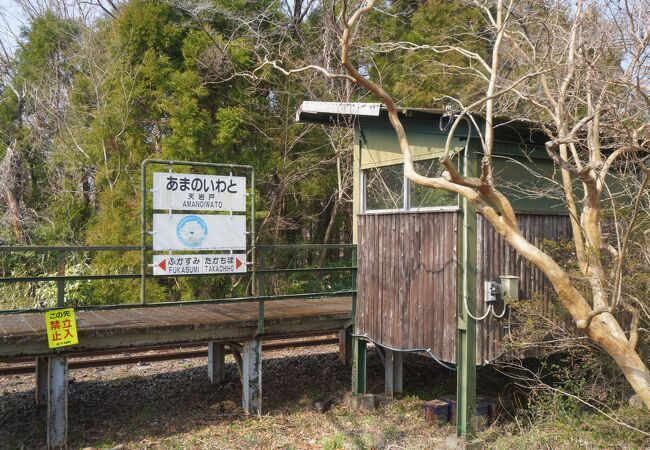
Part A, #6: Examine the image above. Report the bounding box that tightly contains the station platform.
[0,297,353,358]
[0,296,353,448]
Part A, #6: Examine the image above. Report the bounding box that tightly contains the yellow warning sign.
[44,308,78,349]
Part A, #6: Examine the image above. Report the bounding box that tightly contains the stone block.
[424,399,449,425]
[352,394,380,410]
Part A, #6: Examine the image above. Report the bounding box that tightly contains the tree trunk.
[587,315,650,408]
[318,195,340,267]
[3,187,24,241]
[485,209,650,409]
[0,146,25,242]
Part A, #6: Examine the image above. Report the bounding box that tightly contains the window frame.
[360,162,460,214]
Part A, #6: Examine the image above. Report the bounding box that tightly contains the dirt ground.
[0,344,487,449]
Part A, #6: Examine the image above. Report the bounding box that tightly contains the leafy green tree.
[0,0,382,305]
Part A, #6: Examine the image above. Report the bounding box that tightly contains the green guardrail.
[0,244,358,333]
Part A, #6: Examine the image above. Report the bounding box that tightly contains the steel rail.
[0,331,338,364]
[0,335,340,376]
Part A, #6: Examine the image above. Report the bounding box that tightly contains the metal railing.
[0,244,357,332]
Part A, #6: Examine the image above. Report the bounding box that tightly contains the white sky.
[0,0,27,53]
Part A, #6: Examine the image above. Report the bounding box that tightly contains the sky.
[0,0,111,55]
[0,0,26,53]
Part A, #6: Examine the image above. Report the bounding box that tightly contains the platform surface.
[0,297,352,358]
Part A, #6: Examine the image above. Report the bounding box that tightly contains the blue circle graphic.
[176,215,208,248]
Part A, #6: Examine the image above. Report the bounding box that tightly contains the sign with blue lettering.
[153,172,246,212]
[153,214,246,251]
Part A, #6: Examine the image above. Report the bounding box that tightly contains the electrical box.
[499,276,520,301]
[484,281,500,303]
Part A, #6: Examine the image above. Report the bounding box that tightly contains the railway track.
[0,334,340,376]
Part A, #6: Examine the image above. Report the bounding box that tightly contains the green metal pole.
[457,134,477,438]
[257,247,265,335]
[350,247,357,327]
[351,337,366,395]
[250,167,256,296]
[140,160,148,304]
[56,251,65,307]
[350,242,364,395]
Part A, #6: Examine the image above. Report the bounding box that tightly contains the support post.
[384,349,403,398]
[140,160,148,304]
[230,344,243,382]
[351,247,357,325]
[457,140,478,438]
[47,355,68,449]
[394,351,403,396]
[35,356,49,406]
[242,337,262,415]
[257,248,265,335]
[338,328,353,366]
[208,342,225,385]
[351,337,367,396]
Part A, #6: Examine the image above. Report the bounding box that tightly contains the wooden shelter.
[297,102,570,405]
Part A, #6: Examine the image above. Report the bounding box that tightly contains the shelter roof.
[295,101,549,146]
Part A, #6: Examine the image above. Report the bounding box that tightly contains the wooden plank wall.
[356,212,458,363]
[475,213,571,364]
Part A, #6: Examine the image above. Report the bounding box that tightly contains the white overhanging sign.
[298,101,381,117]
[153,254,247,276]
[153,172,246,212]
[153,214,246,251]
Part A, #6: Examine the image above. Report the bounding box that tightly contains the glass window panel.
[364,164,404,210]
[410,159,457,208]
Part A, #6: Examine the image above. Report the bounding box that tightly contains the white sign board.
[299,101,381,117]
[153,254,247,276]
[153,214,246,251]
[153,172,246,212]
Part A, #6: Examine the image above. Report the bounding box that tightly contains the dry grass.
[2,345,648,449]
[0,345,459,449]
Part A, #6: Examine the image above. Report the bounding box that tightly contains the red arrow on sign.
[235,258,243,269]
[158,258,167,272]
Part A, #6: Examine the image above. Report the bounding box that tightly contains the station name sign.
[153,172,246,212]
[153,254,247,276]
[149,166,249,278]
[299,101,381,117]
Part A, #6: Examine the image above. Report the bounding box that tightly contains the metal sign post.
[140,159,255,304]
[456,139,477,438]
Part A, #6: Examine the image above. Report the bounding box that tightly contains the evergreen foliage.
[0,0,470,307]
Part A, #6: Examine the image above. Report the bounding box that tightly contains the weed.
[321,432,346,450]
